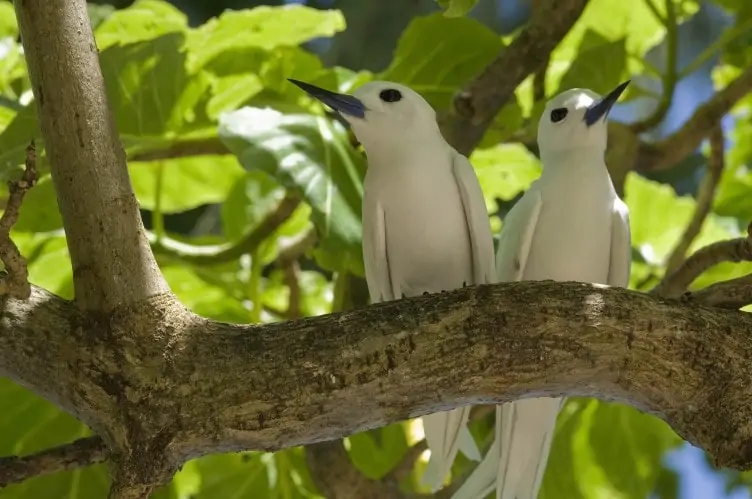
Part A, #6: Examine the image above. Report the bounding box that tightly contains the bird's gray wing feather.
[452,151,497,285]
[608,198,632,288]
[494,183,543,282]
[362,186,393,303]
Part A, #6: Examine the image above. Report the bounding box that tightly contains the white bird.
[289,78,496,491]
[452,81,633,499]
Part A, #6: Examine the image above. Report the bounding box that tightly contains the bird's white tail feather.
[451,398,563,499]
[420,406,479,491]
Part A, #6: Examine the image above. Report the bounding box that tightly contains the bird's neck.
[539,147,613,185]
[361,132,449,165]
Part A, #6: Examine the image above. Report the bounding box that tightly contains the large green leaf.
[129,155,245,213]
[100,33,211,139]
[557,29,627,95]
[0,105,40,177]
[379,13,523,145]
[13,231,73,299]
[347,425,410,480]
[14,174,63,233]
[186,6,346,71]
[469,143,542,211]
[218,107,365,275]
[0,379,109,499]
[0,2,18,39]
[221,170,287,241]
[94,0,188,51]
[541,399,681,499]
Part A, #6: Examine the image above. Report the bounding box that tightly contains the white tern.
[289,78,496,491]
[452,81,633,499]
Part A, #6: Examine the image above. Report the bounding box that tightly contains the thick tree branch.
[440,0,589,155]
[4,280,752,491]
[0,436,106,487]
[0,141,37,299]
[652,226,752,299]
[664,125,725,274]
[13,0,168,311]
[638,65,752,171]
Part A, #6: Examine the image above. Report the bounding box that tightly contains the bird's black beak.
[288,79,366,119]
[583,80,630,127]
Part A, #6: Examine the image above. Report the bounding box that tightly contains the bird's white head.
[287,79,440,151]
[537,81,630,164]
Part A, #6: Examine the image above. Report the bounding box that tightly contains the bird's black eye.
[379,89,402,103]
[550,108,568,123]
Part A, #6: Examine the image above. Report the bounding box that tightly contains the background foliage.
[1,0,752,497]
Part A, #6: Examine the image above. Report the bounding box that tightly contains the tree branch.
[4,280,752,491]
[664,125,725,274]
[686,273,752,309]
[150,194,301,265]
[638,65,752,171]
[0,436,106,487]
[440,0,589,155]
[0,141,37,299]
[13,0,168,311]
[128,138,228,162]
[652,226,752,299]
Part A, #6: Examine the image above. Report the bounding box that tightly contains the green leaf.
[129,155,245,213]
[714,100,752,222]
[14,174,63,232]
[162,265,250,323]
[0,105,41,177]
[380,13,522,145]
[541,399,681,499]
[624,172,737,269]
[436,0,479,17]
[221,170,287,241]
[94,0,188,51]
[219,107,365,275]
[99,33,211,139]
[13,232,74,299]
[186,6,346,71]
[347,425,409,480]
[0,2,18,39]
[469,144,542,211]
[0,379,109,499]
[557,29,627,95]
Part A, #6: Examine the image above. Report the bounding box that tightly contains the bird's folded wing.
[362,190,394,302]
[607,198,631,288]
[452,152,497,285]
[494,184,543,282]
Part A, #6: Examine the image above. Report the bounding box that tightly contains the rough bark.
[3,280,752,490]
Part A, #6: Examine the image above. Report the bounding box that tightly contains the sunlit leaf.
[186,6,346,71]
[94,0,188,50]
[129,155,245,213]
[219,107,365,275]
[0,380,108,499]
[469,143,542,211]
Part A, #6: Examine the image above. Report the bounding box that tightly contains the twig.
[151,194,301,265]
[0,436,106,487]
[631,0,678,133]
[283,261,302,319]
[638,65,752,171]
[440,0,589,155]
[277,226,318,267]
[0,141,37,300]
[651,222,752,299]
[686,273,752,309]
[664,125,725,274]
[128,137,228,162]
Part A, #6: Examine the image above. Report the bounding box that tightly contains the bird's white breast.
[364,147,473,297]
[523,162,616,284]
